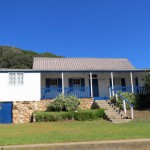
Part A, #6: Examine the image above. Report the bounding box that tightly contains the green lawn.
[0,119,150,146]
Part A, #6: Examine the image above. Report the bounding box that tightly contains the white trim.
[90,72,93,97]
[62,73,64,94]
[111,72,114,96]
[123,99,127,116]
[130,72,134,93]
[39,72,41,99]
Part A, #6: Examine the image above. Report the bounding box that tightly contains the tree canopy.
[0,46,63,69]
[142,72,150,90]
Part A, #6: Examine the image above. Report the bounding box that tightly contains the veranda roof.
[33,58,135,71]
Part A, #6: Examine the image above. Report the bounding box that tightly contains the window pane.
[73,79,80,87]
[114,78,121,86]
[17,73,23,85]
[9,73,16,85]
[50,79,58,86]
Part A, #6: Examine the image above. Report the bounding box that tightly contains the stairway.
[95,100,132,123]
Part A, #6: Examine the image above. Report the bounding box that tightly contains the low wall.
[1,139,150,150]
[13,98,94,124]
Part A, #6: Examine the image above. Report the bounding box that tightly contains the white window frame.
[8,72,24,86]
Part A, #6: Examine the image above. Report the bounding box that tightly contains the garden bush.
[134,94,150,110]
[110,91,150,110]
[33,111,73,122]
[110,92,136,110]
[47,94,80,112]
[33,109,105,122]
[73,109,105,121]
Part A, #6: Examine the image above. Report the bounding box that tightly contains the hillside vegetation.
[0,46,62,69]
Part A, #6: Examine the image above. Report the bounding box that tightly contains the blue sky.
[0,0,150,68]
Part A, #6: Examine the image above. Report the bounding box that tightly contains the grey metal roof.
[33,58,136,71]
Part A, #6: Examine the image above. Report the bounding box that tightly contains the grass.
[0,119,150,146]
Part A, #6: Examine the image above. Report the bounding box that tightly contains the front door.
[92,79,99,97]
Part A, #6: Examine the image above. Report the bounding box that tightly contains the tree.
[142,72,150,93]
[0,46,63,69]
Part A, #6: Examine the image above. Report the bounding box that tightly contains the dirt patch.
[127,109,150,120]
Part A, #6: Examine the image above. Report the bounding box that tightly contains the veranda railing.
[41,87,90,99]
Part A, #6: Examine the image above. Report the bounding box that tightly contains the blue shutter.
[58,78,62,92]
[45,78,50,93]
[69,78,73,91]
[109,78,112,87]
[81,78,85,91]
[46,78,50,88]
[121,78,126,91]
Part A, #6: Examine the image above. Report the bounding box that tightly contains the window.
[50,79,58,86]
[17,73,23,85]
[73,79,81,87]
[114,78,121,86]
[9,73,23,85]
[9,73,16,85]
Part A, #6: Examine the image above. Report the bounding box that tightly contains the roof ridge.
[33,57,128,60]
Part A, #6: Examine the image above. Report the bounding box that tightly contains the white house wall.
[0,73,41,101]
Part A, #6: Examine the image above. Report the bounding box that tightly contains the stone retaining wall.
[12,98,93,124]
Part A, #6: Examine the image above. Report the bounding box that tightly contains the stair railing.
[109,88,134,119]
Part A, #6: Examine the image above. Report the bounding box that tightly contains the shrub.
[47,94,66,111]
[110,92,136,110]
[64,95,80,111]
[134,94,150,110]
[47,94,80,112]
[110,92,150,110]
[33,109,105,122]
[73,109,105,121]
[34,111,73,122]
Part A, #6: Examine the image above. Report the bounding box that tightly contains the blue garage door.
[0,102,12,124]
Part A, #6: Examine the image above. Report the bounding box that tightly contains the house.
[0,58,149,124]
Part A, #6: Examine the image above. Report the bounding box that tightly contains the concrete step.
[95,100,131,123]
[110,119,132,123]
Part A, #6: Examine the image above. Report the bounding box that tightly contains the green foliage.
[47,94,81,112]
[0,46,63,69]
[73,109,105,121]
[33,111,73,122]
[110,92,136,110]
[111,91,150,110]
[120,92,136,109]
[142,72,150,90]
[120,92,150,110]
[47,94,66,111]
[64,95,81,111]
[134,94,150,110]
[34,109,105,122]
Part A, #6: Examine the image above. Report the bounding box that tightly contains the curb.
[1,139,150,150]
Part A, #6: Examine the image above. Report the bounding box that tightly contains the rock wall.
[80,98,94,110]
[12,98,93,124]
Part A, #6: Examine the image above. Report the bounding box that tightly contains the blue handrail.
[110,87,134,119]
[114,90,133,108]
